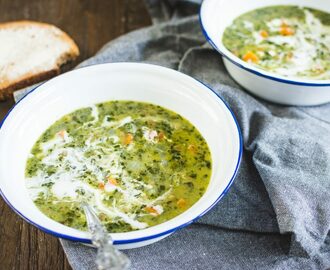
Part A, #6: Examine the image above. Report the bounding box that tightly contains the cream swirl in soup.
[223,6,330,80]
[25,101,212,232]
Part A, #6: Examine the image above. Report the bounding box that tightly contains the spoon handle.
[82,203,131,270]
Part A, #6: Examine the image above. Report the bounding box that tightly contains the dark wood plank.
[0,1,151,269]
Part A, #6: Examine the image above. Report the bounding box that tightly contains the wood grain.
[0,0,151,269]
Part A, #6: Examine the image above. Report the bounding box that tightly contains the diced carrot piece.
[177,198,186,208]
[123,133,133,145]
[107,177,118,186]
[260,30,269,38]
[145,206,159,215]
[187,144,197,154]
[242,51,259,63]
[158,132,165,141]
[280,26,294,36]
[286,52,293,60]
[58,130,66,139]
[98,182,105,190]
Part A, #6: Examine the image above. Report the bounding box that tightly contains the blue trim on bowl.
[194,80,243,218]
[0,63,243,245]
[199,3,330,87]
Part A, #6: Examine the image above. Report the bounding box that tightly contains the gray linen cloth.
[14,1,330,269]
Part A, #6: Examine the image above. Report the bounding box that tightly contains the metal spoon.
[82,202,131,270]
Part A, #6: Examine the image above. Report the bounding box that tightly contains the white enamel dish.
[200,0,330,106]
[0,63,242,249]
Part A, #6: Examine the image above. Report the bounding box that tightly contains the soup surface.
[25,101,211,232]
[222,6,330,80]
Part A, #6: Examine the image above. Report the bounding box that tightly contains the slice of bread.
[0,21,79,101]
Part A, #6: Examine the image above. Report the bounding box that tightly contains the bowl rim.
[199,0,330,87]
[0,62,243,245]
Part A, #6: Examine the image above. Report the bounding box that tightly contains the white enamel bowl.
[0,63,242,249]
[200,0,330,106]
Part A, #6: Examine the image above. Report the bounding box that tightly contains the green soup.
[222,6,330,80]
[25,101,212,232]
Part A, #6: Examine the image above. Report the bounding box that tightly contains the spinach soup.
[222,6,330,80]
[25,101,212,232]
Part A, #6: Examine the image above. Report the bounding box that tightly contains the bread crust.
[0,69,59,101]
[0,20,80,101]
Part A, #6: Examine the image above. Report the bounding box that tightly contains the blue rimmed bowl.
[0,63,242,249]
[200,0,330,106]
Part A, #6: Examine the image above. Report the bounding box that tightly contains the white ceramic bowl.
[200,0,330,106]
[0,63,242,249]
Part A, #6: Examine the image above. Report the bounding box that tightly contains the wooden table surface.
[0,1,151,269]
